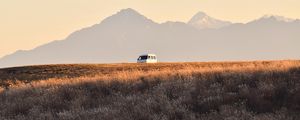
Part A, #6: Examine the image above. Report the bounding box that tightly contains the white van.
[137,54,158,63]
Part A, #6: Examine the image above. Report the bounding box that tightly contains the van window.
[140,56,148,60]
[153,56,156,59]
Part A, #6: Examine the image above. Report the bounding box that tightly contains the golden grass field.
[0,60,300,119]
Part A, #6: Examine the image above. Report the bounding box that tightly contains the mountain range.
[1,8,300,68]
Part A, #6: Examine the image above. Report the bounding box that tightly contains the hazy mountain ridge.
[1,8,300,68]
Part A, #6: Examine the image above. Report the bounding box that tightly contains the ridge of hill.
[0,60,300,119]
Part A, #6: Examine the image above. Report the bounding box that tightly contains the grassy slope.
[0,60,300,119]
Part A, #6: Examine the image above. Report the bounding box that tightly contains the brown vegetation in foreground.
[0,60,300,120]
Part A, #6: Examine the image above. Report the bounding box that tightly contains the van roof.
[139,54,156,56]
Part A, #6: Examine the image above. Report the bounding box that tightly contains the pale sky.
[1,0,300,58]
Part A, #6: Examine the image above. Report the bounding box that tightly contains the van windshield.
[139,56,148,60]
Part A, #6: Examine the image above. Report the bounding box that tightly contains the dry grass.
[0,60,300,119]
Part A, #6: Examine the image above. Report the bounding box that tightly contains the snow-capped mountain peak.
[189,12,208,20]
[260,15,295,22]
[188,11,232,29]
